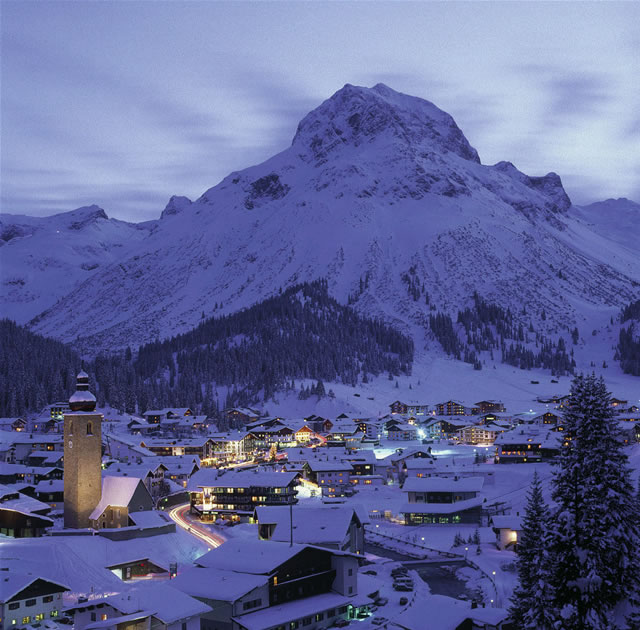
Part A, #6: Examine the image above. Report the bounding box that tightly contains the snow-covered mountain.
[5,84,640,352]
[0,206,155,323]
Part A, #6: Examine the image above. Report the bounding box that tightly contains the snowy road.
[168,504,225,549]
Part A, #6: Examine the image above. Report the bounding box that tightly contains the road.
[168,503,226,549]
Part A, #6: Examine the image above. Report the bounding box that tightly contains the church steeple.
[69,370,97,412]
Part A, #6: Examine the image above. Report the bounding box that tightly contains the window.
[328,609,336,618]
[50,611,59,618]
[26,600,36,607]
[315,613,324,622]
[101,614,108,621]
[348,569,353,576]
[338,607,348,614]
[8,603,19,611]
[290,623,299,630]
[182,623,187,630]
[91,613,97,622]
[87,421,93,435]
[348,586,353,594]
[22,618,31,625]
[303,618,312,626]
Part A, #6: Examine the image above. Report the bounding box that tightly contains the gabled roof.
[103,583,210,624]
[90,476,149,520]
[305,460,353,472]
[172,566,266,602]
[254,505,361,544]
[195,540,342,575]
[0,574,69,604]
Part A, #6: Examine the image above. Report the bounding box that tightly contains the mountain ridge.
[1,83,638,359]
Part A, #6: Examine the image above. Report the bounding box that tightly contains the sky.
[1,1,639,223]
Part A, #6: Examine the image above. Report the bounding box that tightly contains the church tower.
[63,371,102,529]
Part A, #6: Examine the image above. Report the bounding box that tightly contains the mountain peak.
[161,195,192,219]
[291,83,480,165]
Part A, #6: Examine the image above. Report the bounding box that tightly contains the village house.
[474,400,506,414]
[491,514,524,551]
[494,426,562,463]
[433,401,472,416]
[188,468,300,522]
[456,422,510,446]
[172,540,364,630]
[224,407,261,427]
[68,583,210,630]
[387,423,418,441]
[400,477,484,525]
[143,407,194,425]
[0,484,53,537]
[89,476,154,529]
[0,574,69,630]
[303,460,354,498]
[255,505,367,554]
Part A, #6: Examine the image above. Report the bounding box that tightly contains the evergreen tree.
[510,470,550,629]
[542,373,640,629]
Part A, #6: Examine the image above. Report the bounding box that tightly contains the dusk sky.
[2,1,639,222]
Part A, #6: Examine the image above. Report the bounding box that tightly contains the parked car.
[371,618,389,626]
[374,597,388,606]
[333,619,350,628]
[399,597,409,606]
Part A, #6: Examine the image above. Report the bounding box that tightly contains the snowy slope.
[0,206,155,323]
[8,84,640,352]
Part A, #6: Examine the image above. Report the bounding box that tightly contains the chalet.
[532,411,561,427]
[474,400,506,414]
[390,400,408,415]
[0,484,53,537]
[326,423,364,448]
[174,540,362,630]
[495,426,562,463]
[143,407,194,424]
[387,423,418,441]
[343,450,379,480]
[0,574,69,629]
[34,479,64,510]
[352,418,381,441]
[26,450,64,468]
[68,583,210,630]
[421,418,468,440]
[0,464,63,485]
[491,514,523,551]
[434,400,471,416]
[294,424,316,443]
[188,468,300,522]
[389,401,429,416]
[139,436,212,459]
[6,435,63,465]
[207,432,253,463]
[89,476,154,529]
[456,422,509,446]
[255,505,366,554]
[610,397,629,408]
[144,455,200,488]
[400,477,484,525]
[303,461,353,498]
[0,418,26,433]
[304,415,333,433]
[401,457,437,480]
[536,394,570,406]
[224,407,261,427]
[42,402,71,422]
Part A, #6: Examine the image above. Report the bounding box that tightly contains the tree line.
[0,280,414,417]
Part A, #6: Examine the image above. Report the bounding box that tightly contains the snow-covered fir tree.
[542,373,640,629]
[510,470,551,629]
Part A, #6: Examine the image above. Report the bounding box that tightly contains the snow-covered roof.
[90,476,146,520]
[0,574,69,604]
[254,505,361,544]
[35,479,64,493]
[403,458,436,470]
[233,592,352,630]
[172,566,266,601]
[188,468,299,491]
[393,594,472,630]
[491,514,523,530]
[195,540,308,574]
[127,511,172,529]
[103,583,211,624]
[305,461,353,472]
[402,476,484,493]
